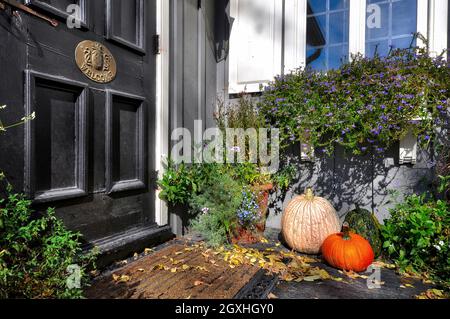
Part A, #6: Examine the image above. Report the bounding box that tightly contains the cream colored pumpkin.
[281,188,340,254]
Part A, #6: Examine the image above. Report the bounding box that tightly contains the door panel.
[106,90,147,194]
[25,71,88,204]
[106,0,145,52]
[4,0,158,242]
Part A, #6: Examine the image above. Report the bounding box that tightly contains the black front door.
[0,0,165,255]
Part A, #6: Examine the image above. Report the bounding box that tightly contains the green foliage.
[382,194,450,287]
[273,164,297,190]
[259,40,449,155]
[189,172,244,247]
[215,95,265,132]
[0,104,35,133]
[157,160,197,205]
[0,184,97,299]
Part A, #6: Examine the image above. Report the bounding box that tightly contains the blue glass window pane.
[366,3,389,39]
[309,0,326,14]
[391,36,415,50]
[306,0,349,70]
[392,0,417,36]
[329,12,347,44]
[328,45,348,69]
[366,40,390,56]
[330,0,346,11]
[307,48,327,70]
[365,0,418,58]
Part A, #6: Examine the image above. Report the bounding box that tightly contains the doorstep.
[90,224,174,268]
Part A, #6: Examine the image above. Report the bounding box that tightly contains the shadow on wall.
[266,142,434,229]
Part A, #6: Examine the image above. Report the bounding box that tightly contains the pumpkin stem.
[304,188,314,200]
[342,222,351,240]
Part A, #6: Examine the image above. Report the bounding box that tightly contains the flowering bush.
[259,41,449,155]
[236,189,259,228]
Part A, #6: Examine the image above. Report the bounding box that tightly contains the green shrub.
[157,160,196,206]
[382,194,450,287]
[189,171,244,247]
[0,184,97,299]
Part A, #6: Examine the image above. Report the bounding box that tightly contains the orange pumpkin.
[321,222,374,272]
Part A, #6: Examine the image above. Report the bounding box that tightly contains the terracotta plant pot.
[230,226,260,245]
[252,183,273,233]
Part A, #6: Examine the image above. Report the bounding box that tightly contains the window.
[228,0,446,93]
[366,0,418,57]
[306,0,349,70]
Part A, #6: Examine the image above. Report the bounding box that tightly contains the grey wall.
[266,145,434,229]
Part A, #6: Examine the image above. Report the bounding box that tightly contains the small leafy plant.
[0,183,97,299]
[382,194,450,288]
[157,160,197,206]
[189,171,243,247]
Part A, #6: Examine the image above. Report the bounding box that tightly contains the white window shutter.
[229,0,283,93]
[284,0,307,73]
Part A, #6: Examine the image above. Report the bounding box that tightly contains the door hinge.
[153,34,161,55]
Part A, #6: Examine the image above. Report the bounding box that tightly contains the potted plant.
[157,160,195,235]
[231,188,262,244]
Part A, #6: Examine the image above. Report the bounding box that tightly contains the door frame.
[155,0,170,226]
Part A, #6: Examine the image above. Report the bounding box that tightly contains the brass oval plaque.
[75,40,117,83]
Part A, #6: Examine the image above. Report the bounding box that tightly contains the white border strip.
[349,0,367,58]
[155,0,170,226]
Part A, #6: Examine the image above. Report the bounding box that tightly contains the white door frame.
[155,0,170,226]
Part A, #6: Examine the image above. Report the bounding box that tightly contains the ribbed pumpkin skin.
[281,190,340,254]
[321,231,375,272]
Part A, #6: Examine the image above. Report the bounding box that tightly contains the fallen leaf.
[137,268,145,272]
[144,248,154,254]
[112,274,131,283]
[260,238,269,244]
[195,266,208,272]
[174,251,184,255]
[268,293,278,299]
[194,280,204,286]
[182,264,190,270]
[303,275,321,282]
[170,267,178,273]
